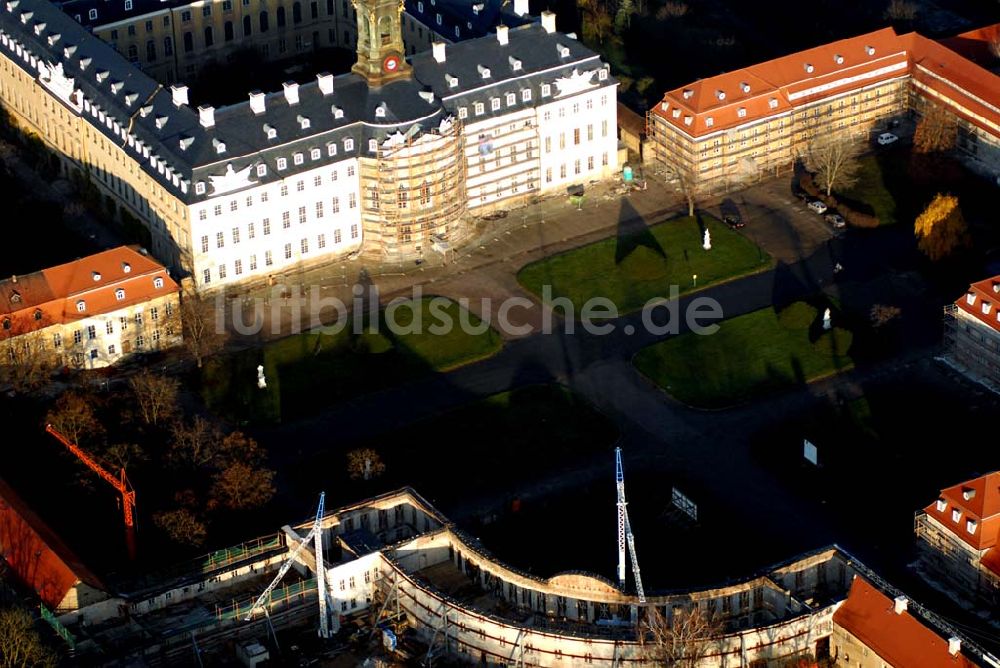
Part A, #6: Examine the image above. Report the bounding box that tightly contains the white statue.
[257,364,267,389]
[822,308,832,331]
[703,229,712,251]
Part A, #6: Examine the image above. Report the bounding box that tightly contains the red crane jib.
[45,424,136,528]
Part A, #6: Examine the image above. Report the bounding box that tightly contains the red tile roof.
[923,471,1000,551]
[834,577,976,668]
[981,548,1000,577]
[651,25,1000,142]
[653,28,909,137]
[0,246,178,339]
[954,276,1000,336]
[0,479,104,610]
[938,23,1000,67]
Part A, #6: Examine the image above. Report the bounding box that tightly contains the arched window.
[146,39,156,61]
[163,35,173,56]
[292,2,301,23]
[243,15,252,36]
[127,44,138,62]
[204,26,214,46]
[224,21,234,41]
[276,6,286,27]
[183,31,193,52]
[259,10,269,30]
[378,15,391,44]
[1,318,10,330]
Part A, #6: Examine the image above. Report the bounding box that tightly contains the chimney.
[317,72,334,95]
[432,41,446,63]
[198,105,215,128]
[170,84,188,107]
[513,0,528,16]
[893,596,907,615]
[496,24,509,45]
[540,10,556,33]
[283,81,300,106]
[249,90,266,115]
[948,637,961,656]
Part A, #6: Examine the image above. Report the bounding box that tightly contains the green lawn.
[201,297,502,423]
[518,215,771,315]
[633,302,854,408]
[836,154,901,226]
[287,384,619,509]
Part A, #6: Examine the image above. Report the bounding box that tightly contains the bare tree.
[805,133,861,197]
[638,604,723,667]
[153,508,207,548]
[990,34,1000,60]
[128,369,179,427]
[210,462,275,511]
[168,416,222,469]
[913,104,957,154]
[884,0,917,21]
[0,607,58,668]
[347,448,386,481]
[180,289,227,368]
[0,320,53,393]
[45,391,104,448]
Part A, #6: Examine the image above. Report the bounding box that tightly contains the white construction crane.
[615,447,646,603]
[245,492,335,638]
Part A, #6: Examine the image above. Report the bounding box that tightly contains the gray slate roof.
[0,0,610,203]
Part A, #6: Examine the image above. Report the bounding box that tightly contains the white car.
[877,132,899,146]
[808,200,828,214]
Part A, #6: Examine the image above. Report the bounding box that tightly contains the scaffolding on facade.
[372,118,467,254]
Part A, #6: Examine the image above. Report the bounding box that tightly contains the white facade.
[189,157,363,288]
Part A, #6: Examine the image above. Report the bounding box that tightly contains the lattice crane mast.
[245,492,334,638]
[45,424,136,528]
[615,447,645,603]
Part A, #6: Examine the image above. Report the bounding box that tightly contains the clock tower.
[351,0,412,86]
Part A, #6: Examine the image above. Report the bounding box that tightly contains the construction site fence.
[113,533,286,596]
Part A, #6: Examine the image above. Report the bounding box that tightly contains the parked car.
[723,213,745,229]
[808,200,828,214]
[825,213,846,229]
[877,132,899,146]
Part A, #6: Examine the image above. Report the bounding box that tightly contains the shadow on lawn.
[614,197,666,264]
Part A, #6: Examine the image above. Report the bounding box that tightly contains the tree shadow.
[614,197,666,265]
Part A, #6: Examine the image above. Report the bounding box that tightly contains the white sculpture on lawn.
[822,308,832,331]
[257,364,267,389]
[703,228,712,251]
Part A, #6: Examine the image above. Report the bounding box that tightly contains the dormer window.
[599,69,608,81]
[153,277,164,289]
[293,153,304,165]
[541,84,551,97]
[491,98,500,111]
[297,115,310,130]
[769,98,779,109]
[458,107,468,119]
[557,44,569,58]
[509,56,522,71]
[195,182,206,195]
[88,8,97,19]
[834,54,844,64]
[257,164,267,176]
[684,116,692,126]
[122,262,131,274]
[115,288,126,301]
[682,89,693,100]
[952,508,962,523]
[344,138,354,151]
[962,487,976,501]
[804,63,814,73]
[212,138,226,154]
[522,89,531,102]
[76,300,86,312]
[332,105,344,119]
[417,0,423,9]
[737,107,747,118]
[984,302,993,315]
[435,12,441,24]
[327,142,337,156]
[740,82,750,93]
[445,74,458,88]
[375,103,387,118]
[866,46,875,56]
[967,292,976,305]
[936,499,947,512]
[264,123,277,139]
[705,117,714,127]
[32,309,41,321]
[716,90,725,101]
[474,102,484,116]
[506,93,516,106]
[277,157,287,170]
[92,271,102,282]
[967,519,978,534]
[310,148,321,160]
[671,108,681,118]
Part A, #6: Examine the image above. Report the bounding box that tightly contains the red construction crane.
[45,424,137,529]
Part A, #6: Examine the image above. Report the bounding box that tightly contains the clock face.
[383,55,400,73]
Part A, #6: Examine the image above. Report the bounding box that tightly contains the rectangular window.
[234,259,243,275]
[301,238,309,254]
[250,254,258,270]
[318,234,326,249]
[285,243,292,259]
[334,229,342,244]
[574,128,580,145]
[348,192,357,208]
[216,231,224,248]
[263,218,271,235]
[87,325,96,340]
[53,333,62,348]
[150,307,159,321]
[331,196,340,213]
[218,264,227,279]
[106,321,114,335]
[351,224,358,239]
[316,201,324,218]
[298,206,307,224]
[282,211,291,228]
[201,235,209,253]
[265,250,273,266]
[248,222,255,239]
[232,227,240,244]
[74,330,82,344]
[120,316,128,330]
